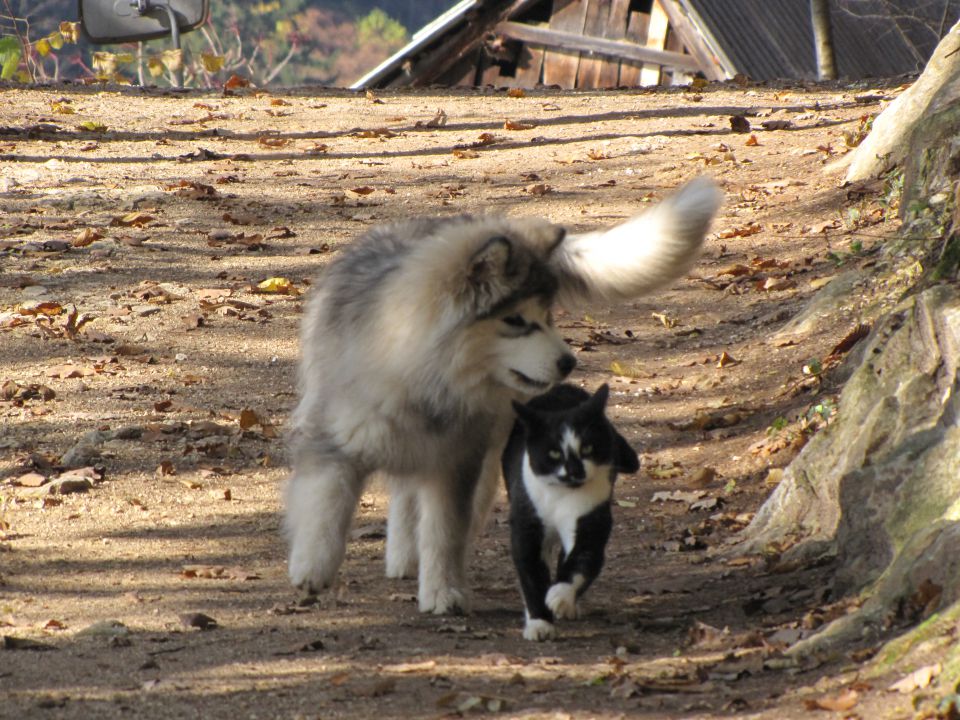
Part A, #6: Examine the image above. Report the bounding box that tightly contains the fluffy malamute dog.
[285,177,722,614]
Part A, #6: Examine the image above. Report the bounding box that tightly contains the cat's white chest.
[522,452,611,554]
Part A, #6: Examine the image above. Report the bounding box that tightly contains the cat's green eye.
[548,449,562,461]
[581,444,593,456]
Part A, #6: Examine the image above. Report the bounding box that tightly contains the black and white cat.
[502,383,640,641]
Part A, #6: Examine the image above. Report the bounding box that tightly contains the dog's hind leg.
[416,471,477,615]
[470,446,504,548]
[385,477,419,579]
[285,449,366,595]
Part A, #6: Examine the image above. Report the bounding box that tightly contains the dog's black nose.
[557,353,576,377]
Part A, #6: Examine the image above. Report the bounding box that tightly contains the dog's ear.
[468,236,513,314]
[469,236,511,284]
[508,218,566,258]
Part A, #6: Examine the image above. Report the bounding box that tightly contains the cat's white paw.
[523,618,556,641]
[546,582,579,620]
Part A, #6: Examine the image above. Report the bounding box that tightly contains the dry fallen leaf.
[472,132,499,147]
[239,408,261,430]
[761,277,796,292]
[651,311,677,328]
[504,119,536,131]
[716,351,740,368]
[804,688,859,712]
[110,212,154,228]
[258,135,290,149]
[16,301,63,316]
[256,277,298,295]
[352,127,396,139]
[888,663,942,694]
[718,223,762,239]
[14,472,48,487]
[808,219,841,234]
[181,565,260,581]
[73,227,103,247]
[425,108,447,127]
[224,74,250,90]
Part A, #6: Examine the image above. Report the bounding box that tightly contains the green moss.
[873,602,960,673]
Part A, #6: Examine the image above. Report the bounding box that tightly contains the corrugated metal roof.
[683,0,960,80]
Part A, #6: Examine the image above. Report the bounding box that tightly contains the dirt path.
[1,80,909,719]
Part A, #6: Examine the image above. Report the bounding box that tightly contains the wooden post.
[811,0,837,80]
[640,0,669,86]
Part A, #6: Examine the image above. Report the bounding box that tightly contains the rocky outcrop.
[737,93,960,657]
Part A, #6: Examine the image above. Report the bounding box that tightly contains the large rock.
[736,86,960,658]
[735,285,960,652]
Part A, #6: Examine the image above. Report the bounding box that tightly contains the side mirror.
[79,0,209,45]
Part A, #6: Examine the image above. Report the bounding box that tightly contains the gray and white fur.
[284,177,722,614]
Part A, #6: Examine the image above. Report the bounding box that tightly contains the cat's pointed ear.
[588,383,609,411]
[512,400,540,428]
[613,433,640,474]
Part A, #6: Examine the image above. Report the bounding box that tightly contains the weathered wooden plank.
[514,41,545,87]
[598,0,630,88]
[542,0,589,88]
[481,52,505,86]
[615,11,648,87]
[497,21,702,71]
[406,0,541,87]
[442,47,483,86]
[576,0,609,88]
[658,0,727,80]
[640,0,670,86]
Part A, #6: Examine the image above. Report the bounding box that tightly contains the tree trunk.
[810,0,837,80]
[844,17,960,184]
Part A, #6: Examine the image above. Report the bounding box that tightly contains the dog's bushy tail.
[551,176,723,306]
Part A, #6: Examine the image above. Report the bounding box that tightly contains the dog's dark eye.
[502,315,526,328]
[580,444,593,457]
[548,449,562,461]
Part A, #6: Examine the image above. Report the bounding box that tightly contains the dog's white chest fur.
[521,451,611,554]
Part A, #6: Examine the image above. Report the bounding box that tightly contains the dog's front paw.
[288,547,339,595]
[546,582,579,620]
[523,618,556,641]
[419,585,470,615]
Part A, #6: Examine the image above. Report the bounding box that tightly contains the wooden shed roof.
[352,0,960,89]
